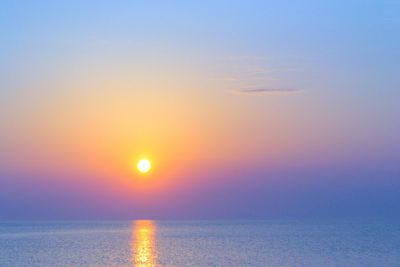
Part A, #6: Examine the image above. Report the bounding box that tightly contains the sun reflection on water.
[132,220,158,267]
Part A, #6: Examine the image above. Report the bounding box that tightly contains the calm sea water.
[0,220,399,266]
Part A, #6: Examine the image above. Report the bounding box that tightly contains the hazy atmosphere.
[1,0,399,220]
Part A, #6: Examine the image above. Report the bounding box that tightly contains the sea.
[0,220,399,266]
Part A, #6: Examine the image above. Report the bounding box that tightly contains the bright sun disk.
[137,159,151,174]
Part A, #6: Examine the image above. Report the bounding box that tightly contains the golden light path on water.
[132,220,158,267]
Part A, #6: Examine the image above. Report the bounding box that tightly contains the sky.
[1,0,399,220]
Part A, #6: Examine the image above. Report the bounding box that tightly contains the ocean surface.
[0,220,399,266]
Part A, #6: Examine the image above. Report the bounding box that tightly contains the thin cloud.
[232,88,302,96]
[214,55,303,96]
[222,55,269,61]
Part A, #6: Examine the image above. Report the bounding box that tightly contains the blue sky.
[0,0,399,219]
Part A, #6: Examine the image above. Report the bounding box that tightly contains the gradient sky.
[1,0,399,219]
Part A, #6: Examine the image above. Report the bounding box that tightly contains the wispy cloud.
[222,55,269,61]
[215,55,303,96]
[232,88,302,96]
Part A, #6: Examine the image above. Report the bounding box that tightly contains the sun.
[137,159,151,174]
